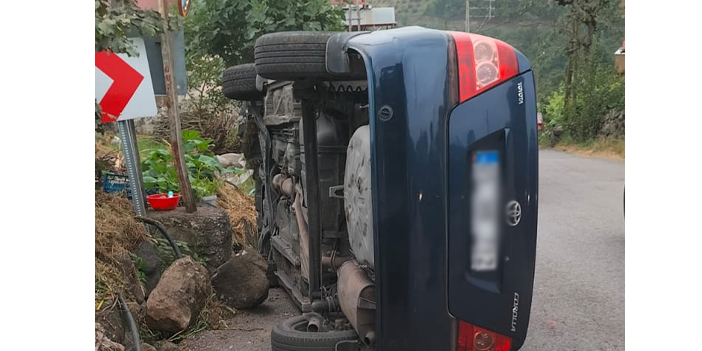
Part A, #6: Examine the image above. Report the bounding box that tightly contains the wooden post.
[158,0,197,213]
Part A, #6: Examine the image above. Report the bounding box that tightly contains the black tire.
[222,63,262,101]
[271,315,358,351]
[254,31,333,81]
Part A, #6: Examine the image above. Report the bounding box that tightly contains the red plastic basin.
[146,193,181,211]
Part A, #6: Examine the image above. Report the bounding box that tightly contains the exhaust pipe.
[307,314,323,332]
[322,252,352,271]
[311,296,340,312]
[337,261,376,347]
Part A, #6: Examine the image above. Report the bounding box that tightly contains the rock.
[147,207,233,271]
[154,341,180,351]
[216,153,245,169]
[135,240,163,296]
[211,250,270,309]
[599,110,625,139]
[146,256,212,333]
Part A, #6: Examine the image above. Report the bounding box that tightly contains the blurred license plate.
[471,151,500,271]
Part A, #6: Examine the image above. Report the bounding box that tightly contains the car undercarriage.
[224,32,377,350]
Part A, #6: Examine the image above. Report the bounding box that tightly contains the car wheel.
[222,63,262,101]
[254,31,363,81]
[254,31,332,81]
[271,315,358,351]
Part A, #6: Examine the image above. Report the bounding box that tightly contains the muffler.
[337,261,376,347]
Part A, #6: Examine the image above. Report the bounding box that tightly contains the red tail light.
[457,321,512,351]
[449,32,519,103]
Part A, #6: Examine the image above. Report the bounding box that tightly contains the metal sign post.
[96,38,159,217]
[117,119,147,217]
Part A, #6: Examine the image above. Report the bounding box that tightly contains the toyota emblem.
[506,201,522,226]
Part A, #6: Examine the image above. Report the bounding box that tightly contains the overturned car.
[223,27,539,351]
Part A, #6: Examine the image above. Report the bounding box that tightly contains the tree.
[556,0,605,117]
[184,0,346,67]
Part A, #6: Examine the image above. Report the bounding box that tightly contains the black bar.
[301,99,322,296]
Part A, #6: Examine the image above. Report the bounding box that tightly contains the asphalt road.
[521,150,625,351]
[181,149,625,351]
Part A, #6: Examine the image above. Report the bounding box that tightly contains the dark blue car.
[222,26,539,351]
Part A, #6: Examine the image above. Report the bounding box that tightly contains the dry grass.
[200,296,237,330]
[95,191,148,260]
[217,182,258,247]
[95,191,147,303]
[554,137,625,161]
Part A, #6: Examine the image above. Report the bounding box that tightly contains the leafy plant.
[130,253,149,287]
[544,86,565,129]
[141,131,238,200]
[142,148,180,194]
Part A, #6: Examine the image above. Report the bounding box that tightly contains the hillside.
[369,0,519,32]
[369,0,433,25]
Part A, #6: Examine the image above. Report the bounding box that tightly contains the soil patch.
[179,288,298,351]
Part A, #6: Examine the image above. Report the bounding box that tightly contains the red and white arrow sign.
[95,37,157,123]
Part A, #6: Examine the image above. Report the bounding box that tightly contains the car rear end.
[343,28,539,351]
[446,32,539,351]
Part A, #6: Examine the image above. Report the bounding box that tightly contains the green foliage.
[130,254,149,286]
[544,86,565,128]
[142,148,179,193]
[184,0,346,66]
[543,63,624,141]
[186,55,235,118]
[95,0,177,57]
[569,66,624,140]
[141,131,238,200]
[183,54,240,154]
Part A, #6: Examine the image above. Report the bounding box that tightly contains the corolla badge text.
[511,292,520,332]
[517,82,524,105]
